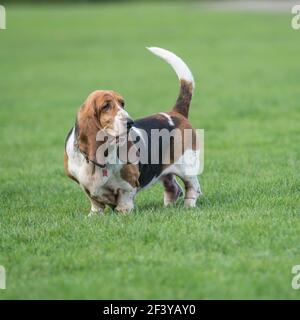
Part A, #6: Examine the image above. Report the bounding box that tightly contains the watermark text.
[292,265,300,289]
[0,5,6,30]
[0,265,5,289]
[292,5,300,30]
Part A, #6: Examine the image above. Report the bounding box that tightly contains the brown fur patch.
[161,174,183,203]
[161,111,199,172]
[120,164,140,188]
[173,80,193,118]
[77,90,125,166]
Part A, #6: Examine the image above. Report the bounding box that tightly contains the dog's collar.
[81,151,106,168]
[74,126,132,169]
[82,152,109,178]
[79,149,109,178]
[74,125,106,168]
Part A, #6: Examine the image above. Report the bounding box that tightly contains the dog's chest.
[73,159,128,204]
[66,130,130,205]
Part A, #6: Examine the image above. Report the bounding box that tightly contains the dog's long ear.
[76,102,101,164]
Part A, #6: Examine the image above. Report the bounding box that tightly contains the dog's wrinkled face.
[87,90,132,136]
[77,90,133,163]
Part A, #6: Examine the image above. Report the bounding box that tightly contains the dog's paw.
[115,204,134,214]
[88,209,104,217]
[184,198,197,208]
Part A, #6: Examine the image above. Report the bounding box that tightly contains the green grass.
[0,2,299,299]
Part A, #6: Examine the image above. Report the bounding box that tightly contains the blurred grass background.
[0,1,299,299]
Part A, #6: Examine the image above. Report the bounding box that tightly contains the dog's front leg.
[82,187,105,216]
[88,198,105,217]
[115,188,136,214]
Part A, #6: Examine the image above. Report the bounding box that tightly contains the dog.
[64,47,202,214]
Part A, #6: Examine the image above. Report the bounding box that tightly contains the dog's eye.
[102,103,110,112]
[120,101,125,108]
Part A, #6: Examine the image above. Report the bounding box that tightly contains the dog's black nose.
[126,118,134,129]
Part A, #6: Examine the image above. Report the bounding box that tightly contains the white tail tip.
[146,46,194,88]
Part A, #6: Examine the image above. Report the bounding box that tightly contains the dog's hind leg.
[161,174,183,206]
[181,175,202,208]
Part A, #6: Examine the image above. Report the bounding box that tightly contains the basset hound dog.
[64,47,202,215]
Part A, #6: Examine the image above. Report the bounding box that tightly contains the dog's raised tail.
[146,47,194,118]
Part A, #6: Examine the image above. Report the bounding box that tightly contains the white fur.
[107,106,131,137]
[66,129,137,213]
[146,47,195,89]
[138,149,201,204]
[159,112,175,126]
[162,151,201,208]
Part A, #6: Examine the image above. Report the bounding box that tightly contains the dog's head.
[76,90,133,164]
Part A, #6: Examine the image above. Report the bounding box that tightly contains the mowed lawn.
[0,3,299,299]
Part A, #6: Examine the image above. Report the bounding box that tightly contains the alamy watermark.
[94,128,204,176]
[291,265,300,290]
[0,5,6,30]
[0,265,5,289]
[292,5,300,30]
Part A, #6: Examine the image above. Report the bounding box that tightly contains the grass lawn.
[0,2,299,299]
